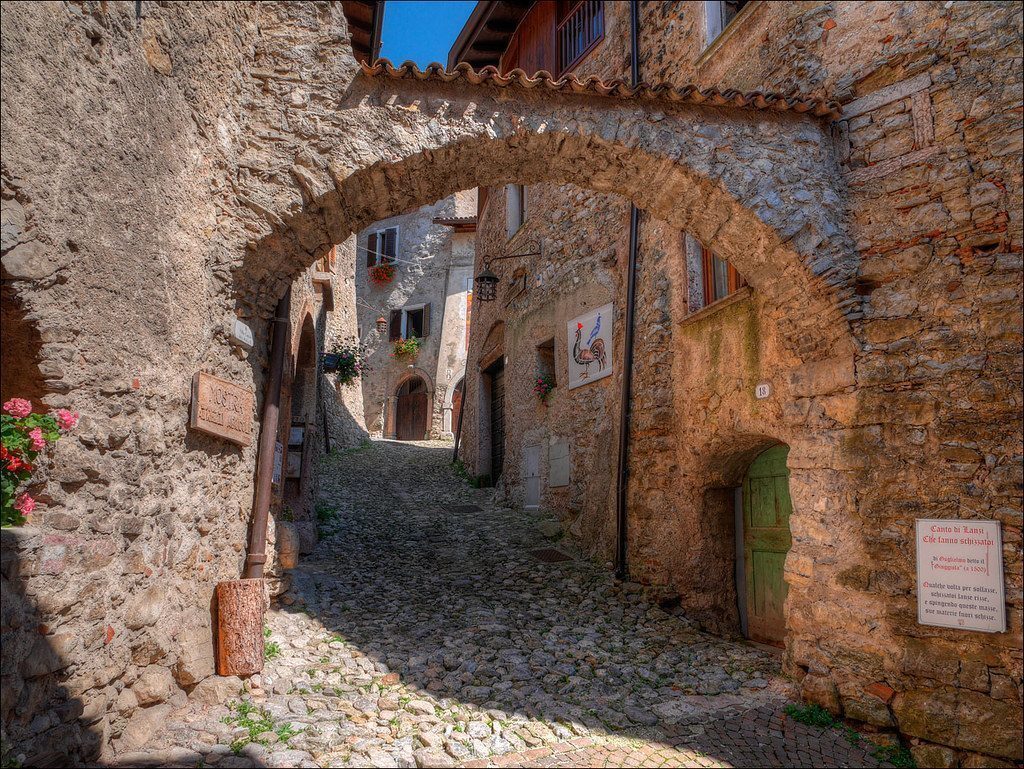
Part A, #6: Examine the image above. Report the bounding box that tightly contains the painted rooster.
[572,320,607,380]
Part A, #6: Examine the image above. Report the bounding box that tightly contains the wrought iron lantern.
[473,244,542,303]
[376,315,388,334]
[474,266,500,302]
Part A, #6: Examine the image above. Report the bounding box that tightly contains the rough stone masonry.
[0,1,1020,766]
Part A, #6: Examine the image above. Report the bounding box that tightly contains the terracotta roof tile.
[360,59,842,120]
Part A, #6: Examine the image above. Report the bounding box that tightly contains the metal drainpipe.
[614,0,642,581]
[243,287,292,579]
[369,1,384,62]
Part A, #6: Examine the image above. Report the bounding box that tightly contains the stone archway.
[443,375,464,437]
[231,68,864,672]
[235,65,854,362]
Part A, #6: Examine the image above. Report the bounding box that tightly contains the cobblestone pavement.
[125,440,889,768]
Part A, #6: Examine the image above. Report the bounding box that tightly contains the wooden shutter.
[389,309,402,341]
[383,228,397,263]
[367,232,378,267]
[701,244,714,306]
[421,303,431,337]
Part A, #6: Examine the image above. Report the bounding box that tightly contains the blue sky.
[379,1,477,67]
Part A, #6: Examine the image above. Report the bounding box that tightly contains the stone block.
[842,696,893,727]
[892,688,957,745]
[20,634,71,678]
[955,690,1023,760]
[189,675,243,705]
[910,743,956,768]
[788,355,855,397]
[801,673,841,714]
[172,625,215,687]
[124,585,168,630]
[112,704,171,753]
[132,665,175,706]
[1,241,63,280]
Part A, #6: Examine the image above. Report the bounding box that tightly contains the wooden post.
[216,579,266,676]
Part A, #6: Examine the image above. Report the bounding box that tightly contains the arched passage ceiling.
[235,60,853,359]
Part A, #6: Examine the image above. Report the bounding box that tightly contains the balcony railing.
[557,0,604,77]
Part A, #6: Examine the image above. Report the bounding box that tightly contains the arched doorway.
[448,377,464,437]
[741,444,793,647]
[395,376,428,441]
[483,357,505,482]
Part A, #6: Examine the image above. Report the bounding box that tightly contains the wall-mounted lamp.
[376,315,388,334]
[474,266,500,302]
[472,242,543,303]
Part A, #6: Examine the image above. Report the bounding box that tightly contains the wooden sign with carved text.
[190,372,254,446]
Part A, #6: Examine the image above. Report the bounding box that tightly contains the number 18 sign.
[915,519,1006,633]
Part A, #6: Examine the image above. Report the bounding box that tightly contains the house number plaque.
[189,372,254,446]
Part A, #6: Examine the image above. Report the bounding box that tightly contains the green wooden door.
[743,444,793,646]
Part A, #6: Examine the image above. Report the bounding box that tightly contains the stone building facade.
[0,1,1019,766]
[453,1,1023,765]
[354,191,476,440]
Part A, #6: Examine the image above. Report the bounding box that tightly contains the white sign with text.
[916,519,1005,633]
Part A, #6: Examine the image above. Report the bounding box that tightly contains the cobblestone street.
[125,440,890,768]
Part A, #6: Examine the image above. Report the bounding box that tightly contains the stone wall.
[0,0,1018,765]
[354,191,475,439]
[457,1,1022,764]
[0,2,360,762]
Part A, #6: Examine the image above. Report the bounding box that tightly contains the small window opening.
[537,338,556,386]
[685,233,747,313]
[705,0,751,48]
[506,184,526,239]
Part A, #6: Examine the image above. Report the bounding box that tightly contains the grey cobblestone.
[123,440,888,768]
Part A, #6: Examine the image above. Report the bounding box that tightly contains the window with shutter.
[506,184,526,239]
[382,227,397,263]
[367,232,379,267]
[686,234,747,313]
[389,309,402,341]
[366,227,399,267]
[704,0,751,49]
[420,303,431,337]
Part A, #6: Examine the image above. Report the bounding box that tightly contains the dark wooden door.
[743,444,793,646]
[488,362,505,480]
[396,378,428,441]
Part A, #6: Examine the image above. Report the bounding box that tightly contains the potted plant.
[534,372,555,403]
[391,336,421,361]
[369,263,396,286]
[2,398,78,527]
[323,339,364,386]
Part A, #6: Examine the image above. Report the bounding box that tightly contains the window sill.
[679,286,752,326]
[695,1,764,70]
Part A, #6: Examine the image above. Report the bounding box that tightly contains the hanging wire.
[346,240,445,269]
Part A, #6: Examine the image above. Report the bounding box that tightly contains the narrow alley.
[124,440,890,769]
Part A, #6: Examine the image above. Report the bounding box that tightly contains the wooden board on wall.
[190,371,254,446]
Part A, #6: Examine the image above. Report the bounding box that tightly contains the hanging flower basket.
[391,336,421,361]
[324,339,365,386]
[369,263,396,286]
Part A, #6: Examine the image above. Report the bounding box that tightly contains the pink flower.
[56,409,79,430]
[3,398,32,418]
[13,493,35,515]
[28,427,46,451]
